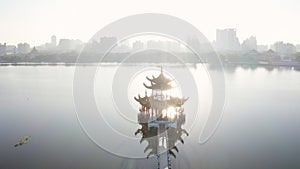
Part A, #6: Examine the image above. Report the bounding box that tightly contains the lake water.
[0,65,299,169]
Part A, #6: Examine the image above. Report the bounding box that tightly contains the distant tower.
[51,35,57,47]
[216,28,240,51]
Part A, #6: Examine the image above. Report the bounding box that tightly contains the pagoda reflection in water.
[134,68,189,169]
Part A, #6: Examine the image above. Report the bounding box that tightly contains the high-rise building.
[242,36,257,51]
[58,39,82,51]
[51,35,57,47]
[146,40,164,49]
[17,43,30,54]
[216,28,240,51]
[132,41,144,51]
[296,44,300,52]
[0,43,6,55]
[5,45,16,55]
[271,42,297,54]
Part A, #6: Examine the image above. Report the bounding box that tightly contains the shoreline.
[1,62,300,71]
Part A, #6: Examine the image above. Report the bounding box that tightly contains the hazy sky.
[0,0,299,46]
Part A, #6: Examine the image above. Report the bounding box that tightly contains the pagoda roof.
[146,73,172,84]
[143,82,173,90]
[168,96,189,106]
[134,94,151,108]
[146,67,173,85]
[135,96,189,110]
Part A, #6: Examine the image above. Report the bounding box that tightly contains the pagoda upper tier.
[146,73,172,84]
[143,82,173,90]
[143,68,173,91]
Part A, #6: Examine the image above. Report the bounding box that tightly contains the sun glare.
[162,106,177,119]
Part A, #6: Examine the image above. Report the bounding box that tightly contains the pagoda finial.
[145,90,147,96]
[160,66,163,74]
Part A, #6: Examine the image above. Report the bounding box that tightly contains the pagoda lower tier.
[134,94,189,111]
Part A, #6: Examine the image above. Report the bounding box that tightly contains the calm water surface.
[0,65,299,169]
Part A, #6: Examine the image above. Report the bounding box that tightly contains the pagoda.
[134,67,189,169]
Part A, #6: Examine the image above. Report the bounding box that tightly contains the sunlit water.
[0,65,299,169]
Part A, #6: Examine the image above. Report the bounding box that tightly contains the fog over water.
[0,65,299,169]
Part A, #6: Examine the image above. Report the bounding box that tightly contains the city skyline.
[1,28,300,48]
[1,28,300,55]
[1,0,300,46]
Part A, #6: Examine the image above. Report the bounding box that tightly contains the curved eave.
[146,74,173,85]
[180,97,189,103]
[169,96,189,102]
[143,83,173,90]
[134,95,152,108]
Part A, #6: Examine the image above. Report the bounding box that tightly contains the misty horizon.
[1,0,300,45]
[1,28,300,48]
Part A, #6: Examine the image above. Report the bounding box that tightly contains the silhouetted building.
[147,40,163,49]
[17,43,30,54]
[262,49,281,62]
[296,44,300,52]
[271,42,297,55]
[83,41,101,53]
[0,43,6,55]
[58,39,82,51]
[216,28,240,51]
[6,45,16,55]
[26,47,38,60]
[99,37,117,51]
[113,44,131,53]
[242,36,257,51]
[51,35,57,47]
[83,37,118,53]
[186,37,203,53]
[145,40,182,52]
[241,49,260,62]
[164,41,181,52]
[42,35,58,51]
[132,41,144,51]
[257,45,269,52]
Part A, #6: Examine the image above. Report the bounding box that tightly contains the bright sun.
[162,106,177,119]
